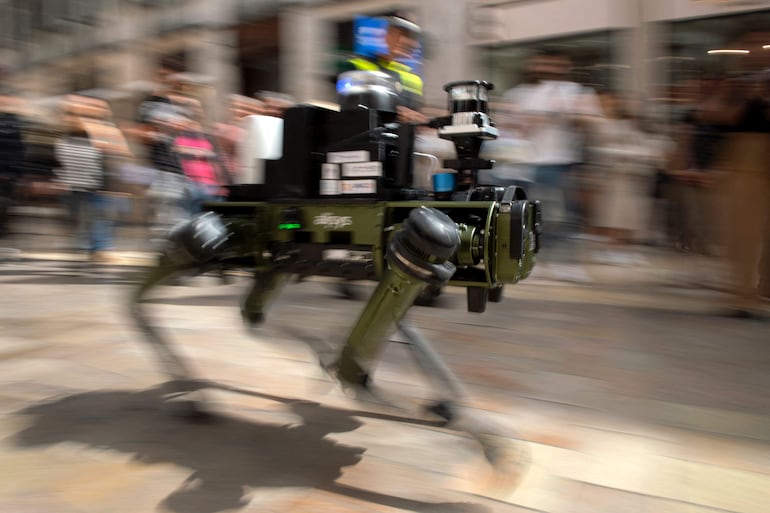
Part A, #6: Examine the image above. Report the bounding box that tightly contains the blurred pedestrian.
[140,108,189,238]
[0,87,25,236]
[588,90,663,265]
[173,113,228,215]
[54,99,113,262]
[131,56,187,151]
[75,95,136,225]
[699,30,770,318]
[122,56,192,228]
[503,49,603,279]
[667,75,726,255]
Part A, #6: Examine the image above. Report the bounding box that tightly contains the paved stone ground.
[1,210,769,513]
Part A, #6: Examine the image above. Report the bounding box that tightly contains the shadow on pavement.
[13,384,490,513]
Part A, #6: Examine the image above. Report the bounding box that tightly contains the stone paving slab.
[1,256,769,512]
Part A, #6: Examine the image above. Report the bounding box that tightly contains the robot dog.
[130,73,541,494]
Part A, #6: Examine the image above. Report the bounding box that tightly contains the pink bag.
[175,134,219,186]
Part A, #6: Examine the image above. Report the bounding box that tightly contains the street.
[1,221,769,512]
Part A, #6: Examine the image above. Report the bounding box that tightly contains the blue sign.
[353,16,389,59]
[353,16,422,75]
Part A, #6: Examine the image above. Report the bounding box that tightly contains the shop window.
[482,31,617,97]
[237,17,280,96]
[664,9,770,106]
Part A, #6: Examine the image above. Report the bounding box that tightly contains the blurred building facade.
[0,0,769,118]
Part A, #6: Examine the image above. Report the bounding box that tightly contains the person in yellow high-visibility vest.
[339,16,427,124]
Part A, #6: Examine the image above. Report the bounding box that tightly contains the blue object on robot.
[432,172,455,193]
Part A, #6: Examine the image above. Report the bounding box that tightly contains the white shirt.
[504,80,602,165]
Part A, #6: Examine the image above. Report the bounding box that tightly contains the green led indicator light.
[279,223,301,230]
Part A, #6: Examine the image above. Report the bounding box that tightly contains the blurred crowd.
[0,40,768,317]
[478,37,770,318]
[0,56,295,262]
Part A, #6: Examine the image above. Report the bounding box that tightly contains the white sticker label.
[327,150,370,164]
[322,249,373,262]
[341,179,377,195]
[321,163,340,179]
[319,179,340,196]
[341,161,382,177]
[313,212,353,229]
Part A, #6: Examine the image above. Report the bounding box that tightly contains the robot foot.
[320,362,402,412]
[241,310,265,329]
[439,404,531,496]
[423,400,455,425]
[475,433,531,499]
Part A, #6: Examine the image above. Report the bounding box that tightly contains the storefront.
[236,16,282,97]
[467,0,642,102]
[637,1,770,120]
[664,8,770,95]
[473,0,770,112]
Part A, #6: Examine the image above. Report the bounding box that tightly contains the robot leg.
[130,212,230,407]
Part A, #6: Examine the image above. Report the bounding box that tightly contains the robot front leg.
[397,321,530,490]
[332,206,458,391]
[130,257,201,385]
[395,321,468,421]
[332,206,530,492]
